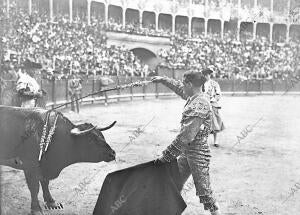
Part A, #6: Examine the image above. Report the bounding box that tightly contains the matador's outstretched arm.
[152,76,189,100]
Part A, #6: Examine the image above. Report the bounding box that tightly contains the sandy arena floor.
[1,95,300,215]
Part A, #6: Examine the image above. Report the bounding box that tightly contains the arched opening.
[131,48,159,70]
[290,24,300,42]
[256,23,270,40]
[142,11,155,29]
[207,19,221,36]
[126,8,139,27]
[91,1,105,22]
[158,13,172,33]
[108,5,122,25]
[224,20,238,38]
[53,0,69,19]
[73,0,87,20]
[240,21,253,41]
[175,15,188,36]
[273,24,287,43]
[32,0,49,15]
[191,17,205,37]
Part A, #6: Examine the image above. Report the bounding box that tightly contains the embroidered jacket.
[160,77,221,108]
[159,77,212,162]
[162,93,212,162]
[160,77,189,100]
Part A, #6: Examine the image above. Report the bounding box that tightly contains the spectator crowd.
[1,3,299,81]
[1,5,151,81]
[158,33,300,80]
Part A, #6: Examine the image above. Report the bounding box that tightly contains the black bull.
[0,106,116,215]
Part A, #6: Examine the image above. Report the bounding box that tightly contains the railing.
[1,76,299,109]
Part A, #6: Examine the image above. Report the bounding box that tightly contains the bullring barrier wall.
[38,76,300,108]
[1,76,300,109]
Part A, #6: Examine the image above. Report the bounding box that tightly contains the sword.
[51,80,153,111]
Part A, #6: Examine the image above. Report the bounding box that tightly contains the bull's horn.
[70,126,96,136]
[97,121,117,131]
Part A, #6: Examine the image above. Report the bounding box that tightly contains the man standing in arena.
[98,76,114,106]
[68,73,82,113]
[202,68,225,147]
[153,71,221,215]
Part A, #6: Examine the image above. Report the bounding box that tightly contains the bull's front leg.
[40,178,63,209]
[24,168,44,215]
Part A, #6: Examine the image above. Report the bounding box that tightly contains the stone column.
[269,23,273,42]
[139,10,143,29]
[28,0,32,15]
[122,8,126,28]
[237,20,241,41]
[155,12,159,31]
[253,21,257,40]
[204,18,208,37]
[286,24,290,42]
[220,19,224,39]
[87,0,91,25]
[50,0,53,22]
[188,16,192,37]
[172,15,175,34]
[69,0,73,22]
[105,3,108,24]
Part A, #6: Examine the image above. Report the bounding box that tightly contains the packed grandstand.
[0,0,300,81]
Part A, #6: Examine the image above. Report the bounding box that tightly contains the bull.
[0,105,116,215]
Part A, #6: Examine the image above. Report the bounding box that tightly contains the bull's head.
[70,121,116,162]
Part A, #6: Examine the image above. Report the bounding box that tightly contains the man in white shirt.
[16,60,44,108]
[202,68,225,147]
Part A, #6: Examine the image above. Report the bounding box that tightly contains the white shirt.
[203,79,221,108]
[16,72,40,94]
